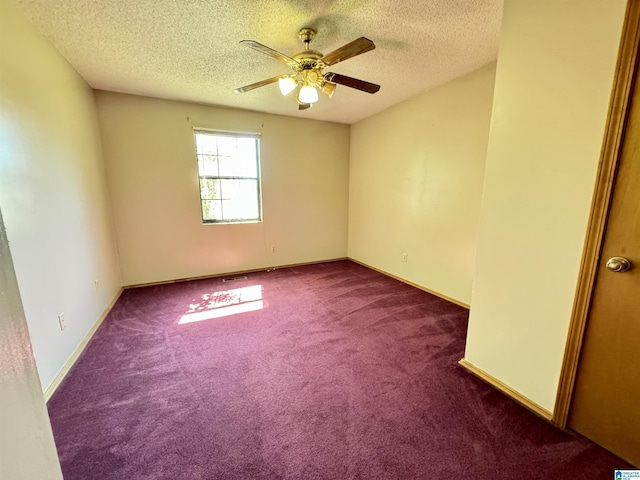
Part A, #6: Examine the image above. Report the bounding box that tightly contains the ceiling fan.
[234,28,380,110]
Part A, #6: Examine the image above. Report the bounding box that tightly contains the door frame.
[553,0,640,427]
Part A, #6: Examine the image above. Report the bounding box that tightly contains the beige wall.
[0,0,121,391]
[95,92,350,286]
[0,209,63,480]
[464,0,627,413]
[348,64,496,305]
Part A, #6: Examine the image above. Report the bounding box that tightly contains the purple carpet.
[47,260,630,479]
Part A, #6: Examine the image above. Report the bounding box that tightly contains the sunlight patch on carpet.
[178,285,263,324]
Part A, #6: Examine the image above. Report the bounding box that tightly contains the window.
[194,130,261,224]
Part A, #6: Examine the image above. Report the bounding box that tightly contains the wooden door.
[567,52,640,466]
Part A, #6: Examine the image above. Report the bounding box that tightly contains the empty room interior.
[2,0,639,478]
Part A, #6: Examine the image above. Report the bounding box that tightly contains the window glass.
[194,131,261,223]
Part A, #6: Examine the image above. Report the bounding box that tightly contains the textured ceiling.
[15,0,503,124]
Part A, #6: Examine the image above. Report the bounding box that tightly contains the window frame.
[193,129,262,225]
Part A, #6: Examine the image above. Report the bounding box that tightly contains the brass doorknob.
[605,256,632,272]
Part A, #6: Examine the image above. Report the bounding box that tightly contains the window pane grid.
[194,131,261,224]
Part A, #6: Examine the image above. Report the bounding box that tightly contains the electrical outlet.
[58,312,66,331]
[402,252,408,263]
[94,279,100,292]
[271,245,276,253]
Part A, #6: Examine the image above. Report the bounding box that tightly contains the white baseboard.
[44,288,123,402]
[124,258,349,288]
[348,258,470,309]
[458,358,553,420]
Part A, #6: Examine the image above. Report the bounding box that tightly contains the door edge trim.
[553,0,640,427]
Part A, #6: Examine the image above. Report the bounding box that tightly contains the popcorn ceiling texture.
[15,0,503,124]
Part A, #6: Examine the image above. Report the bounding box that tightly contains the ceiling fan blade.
[298,102,312,110]
[234,75,283,94]
[240,40,297,66]
[324,72,380,94]
[321,37,375,66]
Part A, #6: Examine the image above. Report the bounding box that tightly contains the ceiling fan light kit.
[298,84,319,104]
[278,76,297,96]
[234,28,380,110]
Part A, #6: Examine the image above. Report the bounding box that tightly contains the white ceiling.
[15,0,503,124]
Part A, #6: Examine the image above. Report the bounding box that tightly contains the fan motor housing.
[292,49,324,70]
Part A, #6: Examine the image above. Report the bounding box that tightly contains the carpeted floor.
[47,260,630,479]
